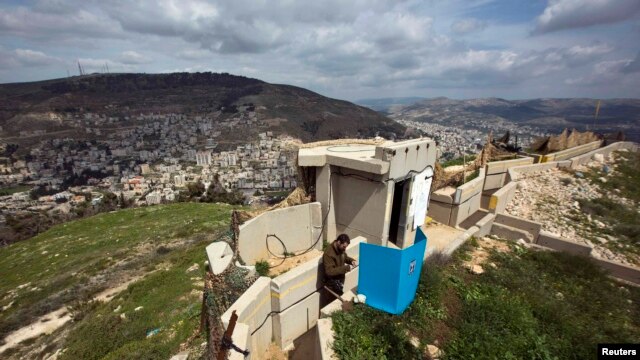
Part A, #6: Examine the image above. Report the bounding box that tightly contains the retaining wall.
[238,203,323,265]
[539,140,602,162]
[484,157,533,190]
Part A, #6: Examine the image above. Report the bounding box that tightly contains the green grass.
[0,203,234,344]
[585,150,640,203]
[0,185,31,196]
[332,241,640,360]
[59,240,210,360]
[442,154,476,168]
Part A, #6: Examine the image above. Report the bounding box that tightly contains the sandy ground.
[0,275,146,355]
[267,249,323,275]
[0,308,71,355]
[463,237,512,273]
[424,222,464,254]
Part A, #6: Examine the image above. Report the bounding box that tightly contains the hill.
[0,73,405,143]
[365,97,640,141]
[0,203,237,359]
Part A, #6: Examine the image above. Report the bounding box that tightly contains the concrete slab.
[316,318,337,360]
[491,223,534,242]
[228,322,250,360]
[495,213,542,240]
[205,241,233,275]
[320,291,357,318]
[423,222,464,259]
[536,231,592,256]
[238,203,322,265]
[273,292,321,349]
[222,277,273,358]
[169,351,190,360]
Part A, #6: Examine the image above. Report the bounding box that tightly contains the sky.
[1,0,639,101]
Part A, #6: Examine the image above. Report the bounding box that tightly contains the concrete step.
[320,290,356,318]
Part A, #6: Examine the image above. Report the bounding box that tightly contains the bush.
[255,260,269,277]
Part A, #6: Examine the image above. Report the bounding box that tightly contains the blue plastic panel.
[358,228,428,314]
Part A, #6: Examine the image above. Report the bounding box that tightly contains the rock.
[555,292,564,300]
[120,313,127,320]
[186,263,200,273]
[575,172,584,178]
[2,301,14,311]
[573,201,580,209]
[489,262,497,269]
[134,306,143,312]
[427,344,442,359]
[409,335,420,348]
[594,220,605,228]
[169,351,190,360]
[469,265,484,275]
[598,177,607,183]
[603,165,610,174]
[516,239,528,247]
[113,305,122,313]
[593,153,605,163]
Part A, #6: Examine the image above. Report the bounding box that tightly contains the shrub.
[255,260,269,277]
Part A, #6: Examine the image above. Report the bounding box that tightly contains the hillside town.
[0,110,300,238]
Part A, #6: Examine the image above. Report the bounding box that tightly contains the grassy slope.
[0,203,235,358]
[332,241,640,360]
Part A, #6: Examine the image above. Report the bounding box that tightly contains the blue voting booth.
[357,227,428,315]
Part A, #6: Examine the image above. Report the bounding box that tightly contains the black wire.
[265,234,288,269]
[250,287,320,336]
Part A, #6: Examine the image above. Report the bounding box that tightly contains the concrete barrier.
[271,237,364,312]
[206,241,234,275]
[475,213,496,237]
[490,223,534,242]
[591,258,640,285]
[484,157,534,190]
[494,213,542,240]
[238,203,322,264]
[488,181,516,214]
[228,322,251,360]
[569,141,638,169]
[273,292,321,350]
[539,140,602,162]
[450,170,485,227]
[221,277,273,358]
[535,231,592,257]
[316,318,337,360]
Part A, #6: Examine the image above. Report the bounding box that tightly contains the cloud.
[119,51,152,64]
[621,52,640,73]
[534,0,640,34]
[451,18,487,34]
[0,48,60,69]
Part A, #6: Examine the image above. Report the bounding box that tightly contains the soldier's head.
[335,234,350,252]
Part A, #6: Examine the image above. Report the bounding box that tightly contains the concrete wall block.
[273,292,321,350]
[343,266,359,293]
[228,322,251,360]
[542,140,602,162]
[316,318,338,360]
[206,241,234,275]
[238,203,322,265]
[490,223,534,242]
[488,181,516,214]
[428,202,453,225]
[271,256,323,312]
[450,192,481,227]
[483,173,507,191]
[591,258,640,285]
[536,231,592,257]
[475,213,495,237]
[221,277,273,358]
[495,213,542,240]
[454,175,484,205]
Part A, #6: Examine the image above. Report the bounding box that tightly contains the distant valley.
[358,97,640,142]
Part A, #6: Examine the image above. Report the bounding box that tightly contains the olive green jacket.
[322,241,355,281]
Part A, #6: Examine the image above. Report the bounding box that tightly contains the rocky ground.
[506,151,638,266]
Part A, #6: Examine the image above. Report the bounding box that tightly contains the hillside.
[366,97,640,141]
[0,203,237,359]
[0,73,405,143]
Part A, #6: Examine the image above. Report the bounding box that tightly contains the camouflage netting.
[203,230,256,360]
[529,128,601,154]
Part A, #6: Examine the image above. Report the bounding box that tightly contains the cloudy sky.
[1,0,639,101]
